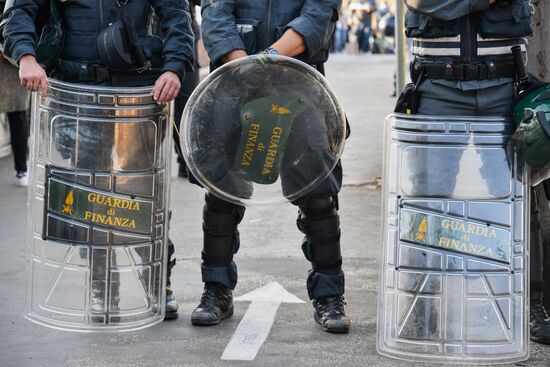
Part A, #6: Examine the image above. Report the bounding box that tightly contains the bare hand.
[19,55,49,97]
[153,71,181,103]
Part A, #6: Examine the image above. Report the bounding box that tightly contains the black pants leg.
[7,110,30,172]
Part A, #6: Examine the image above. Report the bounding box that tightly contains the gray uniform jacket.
[3,0,194,80]
[404,0,532,91]
[200,0,341,66]
[405,0,494,21]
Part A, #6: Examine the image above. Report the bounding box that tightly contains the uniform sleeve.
[151,0,195,80]
[2,0,46,63]
[285,0,342,60]
[404,0,492,21]
[200,0,244,66]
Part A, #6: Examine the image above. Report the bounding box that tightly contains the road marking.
[221,282,305,361]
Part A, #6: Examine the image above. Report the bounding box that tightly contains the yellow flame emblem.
[62,189,74,215]
[271,104,291,115]
[415,217,428,242]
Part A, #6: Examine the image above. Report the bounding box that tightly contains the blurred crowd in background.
[333,0,396,55]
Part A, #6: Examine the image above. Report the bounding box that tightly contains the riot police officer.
[3,0,194,320]
[400,0,550,344]
[191,0,351,333]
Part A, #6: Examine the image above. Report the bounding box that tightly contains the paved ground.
[1,54,549,367]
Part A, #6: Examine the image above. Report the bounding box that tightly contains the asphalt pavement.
[1,54,549,367]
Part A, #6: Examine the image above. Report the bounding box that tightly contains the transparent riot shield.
[377,114,529,364]
[181,55,346,206]
[26,79,172,331]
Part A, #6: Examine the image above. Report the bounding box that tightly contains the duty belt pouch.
[234,94,308,184]
[97,1,150,72]
[394,83,421,115]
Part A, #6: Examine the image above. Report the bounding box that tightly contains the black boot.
[191,282,234,326]
[531,301,550,344]
[178,161,188,178]
[313,295,350,334]
[165,287,179,320]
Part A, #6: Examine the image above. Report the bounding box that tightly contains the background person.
[0,41,30,187]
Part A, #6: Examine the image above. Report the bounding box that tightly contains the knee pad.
[297,195,342,273]
[202,193,245,267]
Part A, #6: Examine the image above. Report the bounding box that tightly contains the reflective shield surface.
[181,55,346,205]
[26,79,172,331]
[377,114,529,363]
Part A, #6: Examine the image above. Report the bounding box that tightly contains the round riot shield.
[181,55,346,206]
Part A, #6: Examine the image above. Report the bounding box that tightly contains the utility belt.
[56,59,161,86]
[396,57,519,115]
[56,60,111,83]
[411,58,517,83]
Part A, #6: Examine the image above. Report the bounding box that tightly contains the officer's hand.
[19,55,49,98]
[153,71,181,103]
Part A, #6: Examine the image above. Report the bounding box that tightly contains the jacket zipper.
[265,0,273,47]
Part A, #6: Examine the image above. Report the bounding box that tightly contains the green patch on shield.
[234,94,308,184]
[399,209,511,264]
[46,178,153,234]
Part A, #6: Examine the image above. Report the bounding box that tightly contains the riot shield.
[181,55,346,205]
[26,79,172,331]
[377,114,529,364]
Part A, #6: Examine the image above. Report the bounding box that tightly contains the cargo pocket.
[236,18,261,55]
[405,12,459,38]
[477,2,533,38]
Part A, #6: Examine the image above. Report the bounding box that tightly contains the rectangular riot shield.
[377,114,529,364]
[25,79,172,331]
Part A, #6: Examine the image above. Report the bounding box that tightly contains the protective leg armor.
[201,193,245,289]
[296,195,345,299]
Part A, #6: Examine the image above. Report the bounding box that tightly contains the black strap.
[203,210,240,237]
[57,59,111,83]
[412,59,516,82]
[121,13,149,71]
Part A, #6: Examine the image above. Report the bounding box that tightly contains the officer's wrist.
[19,54,39,67]
[221,50,248,64]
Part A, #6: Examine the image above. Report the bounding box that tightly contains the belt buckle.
[463,64,481,81]
[78,64,93,82]
[90,64,110,83]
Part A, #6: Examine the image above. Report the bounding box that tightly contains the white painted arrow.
[221,281,305,361]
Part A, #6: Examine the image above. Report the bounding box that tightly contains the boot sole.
[530,335,550,345]
[191,304,234,326]
[164,310,179,320]
[314,311,350,334]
